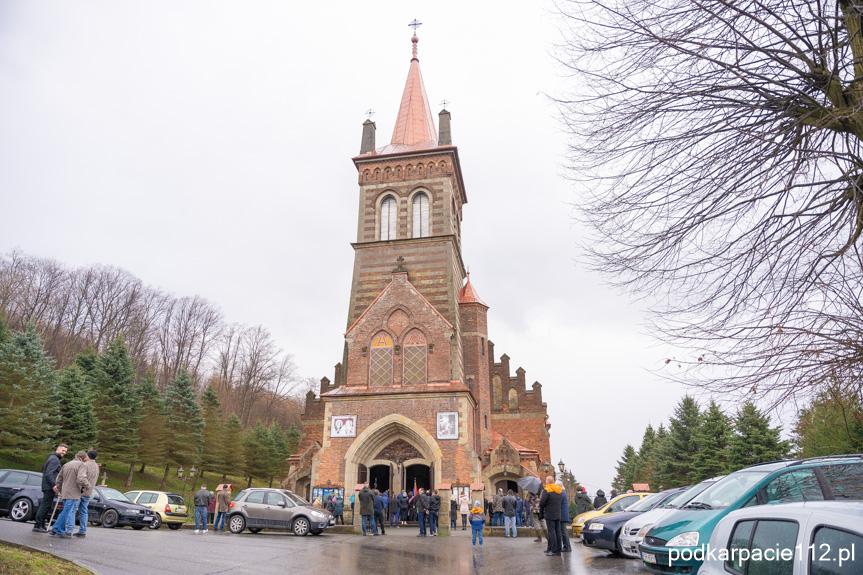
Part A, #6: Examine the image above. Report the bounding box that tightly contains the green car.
[638,455,863,574]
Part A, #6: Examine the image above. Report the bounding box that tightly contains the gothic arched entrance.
[343,415,443,496]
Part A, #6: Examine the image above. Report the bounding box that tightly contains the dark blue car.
[581,487,688,554]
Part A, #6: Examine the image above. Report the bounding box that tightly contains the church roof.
[377,35,438,155]
[458,273,488,306]
[487,431,539,457]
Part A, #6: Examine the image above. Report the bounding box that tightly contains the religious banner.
[331,415,357,438]
[436,412,458,439]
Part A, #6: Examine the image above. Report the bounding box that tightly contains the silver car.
[227,488,334,536]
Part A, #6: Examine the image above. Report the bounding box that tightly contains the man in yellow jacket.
[539,476,563,556]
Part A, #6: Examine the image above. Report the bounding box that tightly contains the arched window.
[508,388,519,410]
[493,375,502,409]
[403,330,427,385]
[369,332,393,386]
[380,196,396,241]
[412,192,429,238]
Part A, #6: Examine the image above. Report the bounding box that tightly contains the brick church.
[286,32,552,505]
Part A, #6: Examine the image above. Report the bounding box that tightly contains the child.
[469,500,486,548]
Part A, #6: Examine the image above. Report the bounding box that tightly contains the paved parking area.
[0,519,647,574]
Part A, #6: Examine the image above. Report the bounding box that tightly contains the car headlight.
[576,516,586,525]
[310,510,327,519]
[667,532,700,547]
[588,523,604,531]
[637,523,654,537]
[128,509,141,514]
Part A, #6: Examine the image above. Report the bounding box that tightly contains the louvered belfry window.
[369,332,393,386]
[403,330,427,386]
[380,196,397,241]
[412,193,429,238]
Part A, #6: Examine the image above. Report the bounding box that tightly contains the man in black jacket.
[539,476,563,556]
[428,489,441,536]
[32,444,67,533]
[415,488,430,537]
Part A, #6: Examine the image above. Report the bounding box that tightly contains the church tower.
[346,32,469,386]
[287,28,550,509]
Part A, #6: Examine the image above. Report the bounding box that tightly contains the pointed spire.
[390,33,438,147]
[459,272,488,306]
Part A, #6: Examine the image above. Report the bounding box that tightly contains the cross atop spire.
[409,19,422,34]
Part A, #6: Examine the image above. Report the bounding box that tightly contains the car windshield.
[285,492,310,506]
[686,471,769,509]
[663,479,722,508]
[100,487,132,502]
[626,492,667,512]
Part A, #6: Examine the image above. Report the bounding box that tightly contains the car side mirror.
[93,497,101,502]
[278,501,286,507]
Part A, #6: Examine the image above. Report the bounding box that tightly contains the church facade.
[286,33,552,506]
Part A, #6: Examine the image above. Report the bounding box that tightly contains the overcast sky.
[0,0,694,492]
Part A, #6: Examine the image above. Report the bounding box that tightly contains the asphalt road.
[0,519,648,574]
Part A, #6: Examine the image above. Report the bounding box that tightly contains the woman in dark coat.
[389,490,399,527]
[398,491,408,525]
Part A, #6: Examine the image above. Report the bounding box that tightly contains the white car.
[698,501,863,575]
[619,476,723,559]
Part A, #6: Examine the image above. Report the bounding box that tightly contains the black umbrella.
[517,475,542,494]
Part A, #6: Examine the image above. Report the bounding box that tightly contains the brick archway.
[343,415,443,493]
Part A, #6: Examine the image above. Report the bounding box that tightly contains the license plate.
[642,552,656,564]
[329,519,335,525]
[143,516,153,521]
[177,507,185,513]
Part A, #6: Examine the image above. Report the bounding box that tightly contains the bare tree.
[556,0,863,406]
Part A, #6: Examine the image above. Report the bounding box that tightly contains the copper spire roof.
[459,272,488,306]
[386,35,438,152]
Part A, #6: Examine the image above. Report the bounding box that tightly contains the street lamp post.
[558,460,566,474]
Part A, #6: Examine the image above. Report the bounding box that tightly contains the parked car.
[124,490,187,530]
[619,476,724,559]
[572,492,649,538]
[639,455,863,575]
[85,485,157,529]
[699,501,863,575]
[0,469,54,522]
[582,487,688,554]
[227,488,334,536]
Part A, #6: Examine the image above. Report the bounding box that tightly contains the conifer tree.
[612,444,637,491]
[692,401,731,481]
[223,414,245,480]
[0,311,9,345]
[267,422,291,488]
[161,369,204,490]
[654,396,702,487]
[0,324,58,456]
[243,422,270,488]
[54,365,98,449]
[286,423,301,456]
[74,345,100,386]
[133,372,167,476]
[794,385,863,458]
[728,402,791,470]
[633,424,659,487]
[93,337,141,479]
[200,383,224,478]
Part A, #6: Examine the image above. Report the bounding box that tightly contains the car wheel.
[614,532,623,555]
[249,528,261,534]
[101,509,119,528]
[228,514,246,534]
[167,523,181,530]
[149,514,162,529]
[9,499,33,522]
[292,516,310,537]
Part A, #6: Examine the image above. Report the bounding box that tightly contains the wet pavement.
[0,518,648,574]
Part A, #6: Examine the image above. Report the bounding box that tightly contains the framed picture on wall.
[331,415,357,438]
[437,412,458,440]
